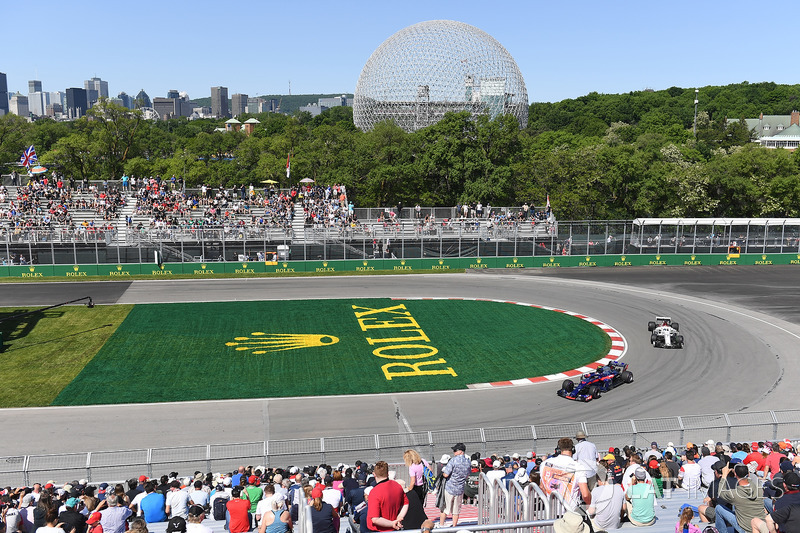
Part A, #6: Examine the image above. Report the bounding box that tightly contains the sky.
[4,0,794,104]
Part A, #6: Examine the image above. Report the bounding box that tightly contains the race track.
[1,265,798,456]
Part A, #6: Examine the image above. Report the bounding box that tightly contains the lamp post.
[693,89,699,137]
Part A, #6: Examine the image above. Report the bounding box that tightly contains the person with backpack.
[403,450,432,502]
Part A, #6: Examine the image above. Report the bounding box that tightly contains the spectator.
[679,452,702,494]
[186,506,213,533]
[243,476,263,514]
[540,437,592,509]
[97,495,132,533]
[255,498,288,533]
[166,517,186,533]
[226,488,252,533]
[308,485,335,533]
[165,481,189,519]
[643,443,662,463]
[624,467,656,527]
[587,466,624,530]
[128,519,148,533]
[698,461,733,524]
[574,431,599,490]
[763,442,787,480]
[58,498,87,533]
[86,513,103,533]
[676,507,702,533]
[403,449,427,501]
[3,495,21,533]
[715,463,764,533]
[699,447,720,487]
[485,460,505,485]
[663,452,681,490]
[439,443,470,527]
[367,461,408,532]
[139,482,167,523]
[754,471,800,533]
[35,508,65,533]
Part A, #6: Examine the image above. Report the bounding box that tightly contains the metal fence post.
[480,428,487,457]
[530,425,537,456]
[206,445,211,474]
[629,420,637,448]
[86,452,92,483]
[146,448,153,481]
[771,411,779,441]
[724,413,732,443]
[375,434,380,462]
[23,456,29,487]
[264,441,268,467]
[320,438,325,465]
[677,417,685,446]
[428,431,434,463]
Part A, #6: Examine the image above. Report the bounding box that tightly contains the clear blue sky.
[5,0,792,104]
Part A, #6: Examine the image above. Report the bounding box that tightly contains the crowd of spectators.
[3,435,799,533]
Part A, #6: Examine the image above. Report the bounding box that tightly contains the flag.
[20,145,38,168]
[286,153,291,179]
[546,194,551,210]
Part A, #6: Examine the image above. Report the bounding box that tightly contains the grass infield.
[49,298,611,406]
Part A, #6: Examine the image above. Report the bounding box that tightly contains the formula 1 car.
[648,316,684,348]
[557,361,633,401]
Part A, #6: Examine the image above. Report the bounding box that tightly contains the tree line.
[2,81,800,219]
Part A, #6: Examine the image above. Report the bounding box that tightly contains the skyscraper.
[0,72,9,116]
[66,88,88,119]
[118,92,133,109]
[84,77,109,107]
[28,80,42,93]
[211,86,229,118]
[135,89,151,108]
[231,93,248,117]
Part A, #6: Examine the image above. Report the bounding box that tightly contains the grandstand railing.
[5,218,800,265]
[2,408,798,487]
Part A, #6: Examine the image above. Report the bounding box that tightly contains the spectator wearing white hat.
[575,430,599,491]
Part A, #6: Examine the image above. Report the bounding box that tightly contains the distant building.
[231,93,248,117]
[46,102,63,116]
[224,118,241,132]
[66,87,88,119]
[211,86,229,118]
[299,102,324,117]
[153,97,180,119]
[243,117,260,135]
[50,91,65,109]
[135,89,151,108]
[318,95,353,108]
[28,80,42,93]
[9,93,29,117]
[85,77,109,107]
[0,72,8,116]
[166,89,180,99]
[743,111,800,150]
[118,92,133,109]
[28,91,48,116]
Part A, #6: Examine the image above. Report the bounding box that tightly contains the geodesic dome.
[354,20,528,132]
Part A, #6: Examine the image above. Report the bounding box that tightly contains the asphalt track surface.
[1,265,798,456]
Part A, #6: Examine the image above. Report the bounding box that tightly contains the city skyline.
[3,0,796,105]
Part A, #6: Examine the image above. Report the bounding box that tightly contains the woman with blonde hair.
[675,507,701,533]
[403,449,429,501]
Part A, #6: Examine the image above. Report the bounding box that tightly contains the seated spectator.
[139,482,167,523]
[679,452,702,494]
[186,506,213,533]
[698,461,734,524]
[624,467,656,527]
[715,463,764,533]
[587,467,624,530]
[676,507,702,533]
[752,471,800,533]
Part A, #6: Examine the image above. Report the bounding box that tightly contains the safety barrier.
[479,474,567,533]
[1,408,797,487]
[0,252,798,278]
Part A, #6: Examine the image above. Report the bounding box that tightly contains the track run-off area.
[0,265,798,456]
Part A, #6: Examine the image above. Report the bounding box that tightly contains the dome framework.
[354,20,528,132]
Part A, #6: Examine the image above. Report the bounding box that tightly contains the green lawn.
[52,299,610,406]
[0,305,132,406]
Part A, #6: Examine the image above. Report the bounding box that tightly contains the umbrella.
[299,178,314,183]
[30,166,48,174]
[261,179,278,184]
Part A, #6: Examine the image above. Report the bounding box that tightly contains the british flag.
[20,145,38,168]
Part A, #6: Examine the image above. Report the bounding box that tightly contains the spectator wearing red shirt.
[226,488,251,533]
[763,442,787,480]
[743,448,766,474]
[367,461,409,532]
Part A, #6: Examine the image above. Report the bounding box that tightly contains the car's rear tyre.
[621,370,634,383]
[588,385,601,399]
[647,321,656,332]
[562,379,575,392]
[672,322,680,331]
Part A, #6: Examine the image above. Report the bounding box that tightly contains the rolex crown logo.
[549,257,554,262]
[363,261,368,266]
[513,257,518,263]
[438,259,444,265]
[691,255,696,260]
[242,263,247,268]
[400,260,406,265]
[201,264,206,269]
[73,265,79,271]
[226,332,340,354]
[585,256,591,261]
[476,258,481,263]
[282,262,288,268]
[29,266,35,272]
[323,261,328,267]
[117,265,122,271]
[621,256,626,261]
[656,255,660,260]
[762,255,767,260]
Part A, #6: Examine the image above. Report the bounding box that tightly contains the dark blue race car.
[556,361,633,401]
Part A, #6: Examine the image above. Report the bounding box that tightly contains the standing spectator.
[403,449,428,501]
[624,468,656,527]
[575,430,599,490]
[165,481,189,519]
[243,476,262,514]
[3,495,21,533]
[226,488,251,533]
[715,463,764,533]
[540,437,592,509]
[439,443,470,527]
[367,461,408,532]
[97,495,132,533]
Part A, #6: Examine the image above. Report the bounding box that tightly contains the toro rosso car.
[648,316,684,348]
[557,361,633,401]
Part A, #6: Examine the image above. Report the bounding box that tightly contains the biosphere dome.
[353,20,528,132]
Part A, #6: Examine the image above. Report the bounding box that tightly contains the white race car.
[647,316,684,348]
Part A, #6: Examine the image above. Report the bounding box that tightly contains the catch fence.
[2,408,798,487]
